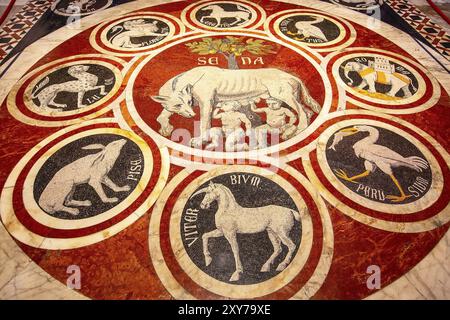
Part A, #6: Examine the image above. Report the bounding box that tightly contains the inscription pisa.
[33,134,144,219]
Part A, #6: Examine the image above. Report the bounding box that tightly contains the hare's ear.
[151,95,169,104]
[82,144,105,151]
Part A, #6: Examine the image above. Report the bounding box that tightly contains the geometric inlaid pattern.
[0,0,448,300]
[0,0,52,62]
[386,0,450,59]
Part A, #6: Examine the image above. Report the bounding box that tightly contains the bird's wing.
[294,21,307,29]
[309,26,328,41]
[362,145,424,171]
[294,22,328,41]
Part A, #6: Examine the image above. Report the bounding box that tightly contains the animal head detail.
[190,181,219,210]
[68,65,89,76]
[328,125,375,151]
[340,62,356,86]
[151,84,195,118]
[81,139,127,153]
[343,125,374,134]
[339,126,360,136]
[106,139,127,151]
[84,139,127,168]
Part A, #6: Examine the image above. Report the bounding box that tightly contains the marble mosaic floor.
[0,0,449,300]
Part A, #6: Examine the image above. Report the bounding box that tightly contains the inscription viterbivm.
[34,134,144,219]
[181,172,302,284]
[326,125,432,204]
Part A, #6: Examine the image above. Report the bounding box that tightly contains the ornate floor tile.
[0,0,449,300]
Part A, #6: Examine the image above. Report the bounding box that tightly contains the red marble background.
[0,0,448,299]
[132,35,326,138]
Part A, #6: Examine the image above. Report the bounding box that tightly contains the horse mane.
[215,184,239,208]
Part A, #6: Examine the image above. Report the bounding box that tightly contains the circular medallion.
[149,164,333,299]
[0,118,169,248]
[279,15,342,45]
[51,0,113,17]
[181,172,302,285]
[265,9,356,52]
[181,0,266,32]
[90,12,185,56]
[304,111,450,232]
[25,133,145,228]
[323,123,434,207]
[124,33,332,161]
[27,64,117,114]
[327,48,440,113]
[338,56,420,102]
[7,54,125,127]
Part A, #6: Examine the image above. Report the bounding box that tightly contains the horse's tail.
[291,209,301,222]
[292,207,308,222]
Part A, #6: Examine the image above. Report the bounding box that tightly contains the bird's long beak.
[339,127,359,136]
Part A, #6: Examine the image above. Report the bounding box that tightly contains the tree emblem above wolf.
[150,38,322,149]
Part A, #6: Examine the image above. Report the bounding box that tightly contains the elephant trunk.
[341,64,354,86]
